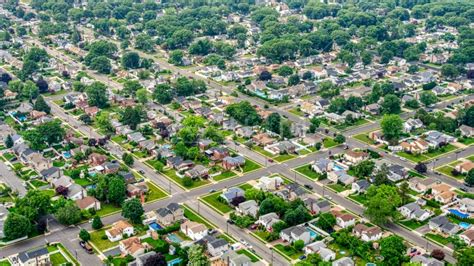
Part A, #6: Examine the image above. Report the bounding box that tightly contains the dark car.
[227,219,235,224]
[304,184,313,190]
[79,241,94,254]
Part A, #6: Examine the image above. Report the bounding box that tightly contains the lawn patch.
[90,227,118,251]
[425,233,450,245]
[353,134,375,145]
[163,169,210,189]
[50,252,68,265]
[145,181,168,202]
[274,154,296,162]
[323,137,339,148]
[294,164,320,180]
[274,244,304,260]
[237,249,260,262]
[201,192,233,214]
[399,219,428,230]
[213,171,237,181]
[241,159,261,173]
[328,183,348,193]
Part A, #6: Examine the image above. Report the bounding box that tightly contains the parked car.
[80,241,94,254]
[304,184,313,190]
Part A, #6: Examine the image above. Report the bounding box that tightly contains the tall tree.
[4,213,31,240]
[33,95,50,114]
[122,198,144,224]
[381,114,404,145]
[364,185,401,225]
[86,82,108,108]
[121,52,140,69]
[265,113,281,134]
[187,245,209,266]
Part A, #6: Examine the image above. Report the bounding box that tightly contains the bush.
[182,176,193,187]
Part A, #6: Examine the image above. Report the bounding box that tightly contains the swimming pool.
[167,258,182,266]
[63,151,72,159]
[167,233,182,243]
[306,228,318,239]
[449,209,469,219]
[333,164,344,171]
[148,222,163,231]
[459,222,471,230]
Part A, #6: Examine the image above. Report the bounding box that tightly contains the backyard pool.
[167,258,182,266]
[62,151,72,159]
[333,164,344,171]
[449,209,469,219]
[167,233,183,244]
[148,222,163,231]
[306,228,318,240]
[459,222,471,230]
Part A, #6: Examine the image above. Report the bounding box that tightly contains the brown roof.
[75,196,98,209]
[461,229,474,241]
[346,150,368,158]
[458,161,474,172]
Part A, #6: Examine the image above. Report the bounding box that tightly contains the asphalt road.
[0,160,27,197]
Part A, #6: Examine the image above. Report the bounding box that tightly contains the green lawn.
[397,151,429,163]
[252,146,275,158]
[348,194,367,205]
[424,144,457,159]
[74,177,94,187]
[145,182,168,202]
[274,244,304,260]
[95,203,121,217]
[425,233,450,245]
[239,183,253,191]
[237,249,260,262]
[30,179,48,188]
[50,252,68,265]
[353,134,375,145]
[328,183,348,193]
[323,137,339,148]
[333,119,370,130]
[399,219,428,230]
[241,159,261,173]
[142,237,168,249]
[163,169,210,189]
[436,165,462,179]
[274,154,296,162]
[253,230,271,243]
[111,135,127,144]
[90,227,118,251]
[458,137,474,145]
[0,259,11,266]
[213,171,237,181]
[294,164,320,180]
[289,108,305,117]
[146,159,164,171]
[201,192,233,214]
[467,155,474,162]
[183,206,214,228]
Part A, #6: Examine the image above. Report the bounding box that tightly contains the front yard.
[294,164,321,180]
[398,219,428,230]
[274,244,304,260]
[145,182,168,202]
[200,192,234,214]
[162,169,210,189]
[397,144,458,163]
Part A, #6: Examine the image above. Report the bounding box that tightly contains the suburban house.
[106,220,135,242]
[351,179,370,194]
[455,161,474,174]
[333,257,355,266]
[404,118,424,133]
[119,237,149,258]
[333,211,356,228]
[429,216,461,236]
[220,250,252,266]
[400,139,429,154]
[409,177,435,193]
[459,125,474,137]
[252,133,275,146]
[344,150,369,164]
[16,246,50,266]
[185,165,209,179]
[75,196,101,211]
[352,224,383,242]
[328,170,355,186]
[411,255,444,266]
[222,156,245,171]
[459,198,474,213]
[265,141,296,155]
[387,165,408,182]
[304,198,331,214]
[207,237,229,257]
[220,187,245,203]
[434,190,457,204]
[255,175,284,191]
[156,203,184,226]
[166,157,194,171]
[311,159,333,174]
[237,200,259,218]
[180,220,208,241]
[424,131,457,148]
[304,241,336,262]
[256,212,281,231]
[280,226,311,244]
[398,202,432,221]
[460,229,474,246]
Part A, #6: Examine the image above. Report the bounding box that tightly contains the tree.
[121,52,140,69]
[168,50,184,66]
[56,204,82,225]
[308,117,320,133]
[352,160,375,178]
[399,182,410,205]
[86,82,108,108]
[92,216,103,230]
[4,213,30,240]
[259,70,272,81]
[316,213,336,231]
[21,80,39,100]
[5,135,13,148]
[334,134,345,144]
[225,101,261,126]
[465,169,474,187]
[415,163,427,174]
[135,34,155,52]
[364,185,401,225]
[33,95,50,114]
[381,94,401,114]
[144,253,166,266]
[361,51,373,66]
[265,113,281,134]
[293,240,305,251]
[288,75,300,86]
[108,176,126,205]
[121,107,142,130]
[374,164,389,185]
[276,66,293,77]
[153,84,173,104]
[441,64,459,79]
[79,229,90,242]
[431,249,445,261]
[123,80,142,97]
[280,120,292,139]
[122,153,134,166]
[90,56,112,74]
[122,198,144,224]
[187,245,209,266]
[380,236,407,266]
[456,247,474,266]
[381,114,404,145]
[420,91,437,106]
[283,205,311,226]
[182,176,193,187]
